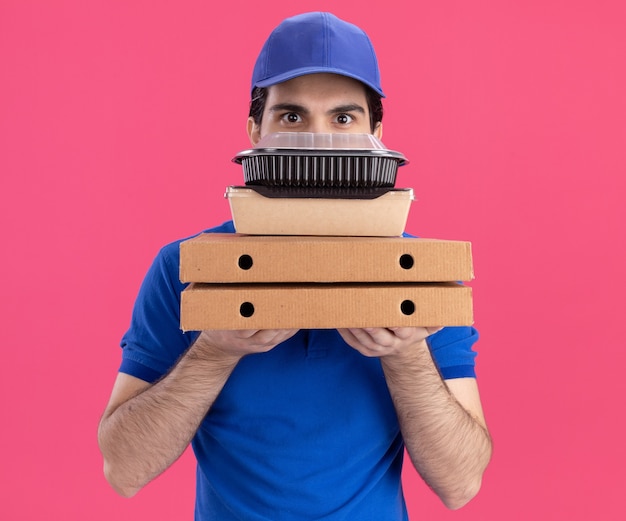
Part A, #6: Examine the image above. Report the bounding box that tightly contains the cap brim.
[254,67,385,98]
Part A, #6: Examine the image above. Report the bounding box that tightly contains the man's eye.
[336,114,353,124]
[283,113,301,123]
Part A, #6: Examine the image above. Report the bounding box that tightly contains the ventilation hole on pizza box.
[399,254,414,270]
[400,300,415,316]
[238,254,253,270]
[239,302,255,317]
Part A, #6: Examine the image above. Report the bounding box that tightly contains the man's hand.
[193,329,300,361]
[337,327,442,358]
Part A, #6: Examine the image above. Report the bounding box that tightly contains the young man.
[98,12,492,520]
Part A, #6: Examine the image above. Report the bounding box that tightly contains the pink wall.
[1,0,625,519]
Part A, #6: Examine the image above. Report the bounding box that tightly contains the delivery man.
[98,12,492,520]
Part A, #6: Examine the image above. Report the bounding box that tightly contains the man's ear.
[247,117,261,146]
[373,122,383,140]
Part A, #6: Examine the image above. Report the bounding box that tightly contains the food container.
[232,132,408,188]
[225,186,414,236]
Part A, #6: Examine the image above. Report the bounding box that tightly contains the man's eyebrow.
[267,103,366,115]
[268,103,309,114]
[327,104,366,115]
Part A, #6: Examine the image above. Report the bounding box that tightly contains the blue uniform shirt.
[119,221,479,520]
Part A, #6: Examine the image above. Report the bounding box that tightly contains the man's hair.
[249,86,384,133]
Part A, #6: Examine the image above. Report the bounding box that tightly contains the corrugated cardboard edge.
[180,282,473,331]
[180,233,474,283]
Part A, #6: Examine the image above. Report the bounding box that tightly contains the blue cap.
[251,12,385,97]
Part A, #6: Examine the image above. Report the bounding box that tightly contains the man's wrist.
[188,332,242,366]
[380,338,432,370]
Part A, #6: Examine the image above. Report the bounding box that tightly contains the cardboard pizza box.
[180,233,474,283]
[180,282,473,331]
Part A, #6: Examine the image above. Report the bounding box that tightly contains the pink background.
[2,0,625,519]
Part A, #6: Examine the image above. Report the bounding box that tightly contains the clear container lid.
[233,132,408,164]
[254,132,389,150]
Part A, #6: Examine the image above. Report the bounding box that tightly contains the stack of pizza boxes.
[179,133,474,331]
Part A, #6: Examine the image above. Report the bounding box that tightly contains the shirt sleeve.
[119,240,198,383]
[427,326,479,379]
[119,222,236,382]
